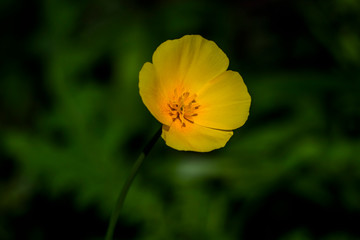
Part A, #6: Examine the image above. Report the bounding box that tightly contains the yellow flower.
[139,35,251,152]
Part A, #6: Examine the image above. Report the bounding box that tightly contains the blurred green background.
[1,0,360,239]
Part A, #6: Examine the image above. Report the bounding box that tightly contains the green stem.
[105,126,162,240]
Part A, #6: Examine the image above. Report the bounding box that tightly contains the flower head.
[139,35,251,152]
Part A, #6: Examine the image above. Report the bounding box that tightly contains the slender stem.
[105,126,162,240]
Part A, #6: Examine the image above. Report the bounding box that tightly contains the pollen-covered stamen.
[168,89,200,127]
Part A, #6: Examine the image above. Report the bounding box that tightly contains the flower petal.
[195,70,251,130]
[139,62,172,125]
[161,121,233,152]
[152,35,229,94]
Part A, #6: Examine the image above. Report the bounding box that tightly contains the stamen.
[168,89,200,127]
[182,92,189,98]
[184,117,194,124]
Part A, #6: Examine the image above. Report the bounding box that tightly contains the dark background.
[1,0,360,239]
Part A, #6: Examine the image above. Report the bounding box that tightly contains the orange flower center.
[168,88,200,127]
